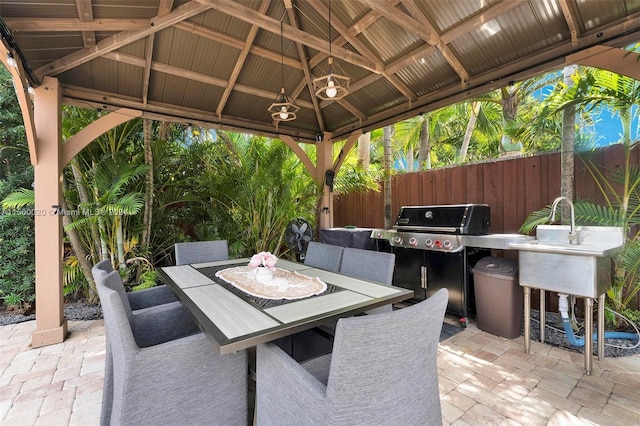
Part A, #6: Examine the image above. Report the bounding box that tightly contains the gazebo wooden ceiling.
[2,0,640,143]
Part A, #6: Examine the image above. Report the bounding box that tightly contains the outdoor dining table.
[157,258,413,354]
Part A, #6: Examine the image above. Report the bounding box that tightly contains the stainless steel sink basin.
[510,225,625,298]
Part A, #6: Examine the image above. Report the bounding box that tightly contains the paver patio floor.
[1,319,639,425]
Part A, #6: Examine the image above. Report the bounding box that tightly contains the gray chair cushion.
[256,288,449,426]
[98,272,248,426]
[340,248,396,315]
[304,241,344,272]
[92,265,200,426]
[174,240,229,265]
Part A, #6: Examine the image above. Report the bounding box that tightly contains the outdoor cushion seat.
[303,241,344,272]
[97,269,248,426]
[256,288,448,426]
[92,262,201,426]
[92,259,178,309]
[297,248,396,362]
[174,239,229,265]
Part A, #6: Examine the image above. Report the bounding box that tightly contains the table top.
[157,258,413,354]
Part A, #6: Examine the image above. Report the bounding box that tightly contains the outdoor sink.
[509,225,625,298]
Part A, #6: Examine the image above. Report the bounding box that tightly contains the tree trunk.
[383,126,393,229]
[561,65,576,222]
[417,117,430,170]
[61,188,98,302]
[357,132,370,170]
[70,158,101,261]
[500,87,522,153]
[142,118,154,253]
[116,215,126,271]
[459,102,480,163]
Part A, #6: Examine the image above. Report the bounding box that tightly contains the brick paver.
[1,319,639,425]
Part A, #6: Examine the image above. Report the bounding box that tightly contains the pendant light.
[268,21,299,122]
[313,0,349,101]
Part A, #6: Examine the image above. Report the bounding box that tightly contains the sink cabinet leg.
[584,297,593,375]
[597,293,605,360]
[524,286,531,354]
[540,289,545,343]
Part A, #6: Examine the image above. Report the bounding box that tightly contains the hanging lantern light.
[268,21,299,123]
[313,0,349,101]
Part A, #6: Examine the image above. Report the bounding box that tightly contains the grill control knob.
[409,237,418,246]
[443,240,453,249]
[393,236,403,244]
[424,239,433,248]
[434,240,443,248]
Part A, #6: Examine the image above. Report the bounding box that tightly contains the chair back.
[93,266,134,324]
[304,241,344,272]
[340,248,396,314]
[174,240,229,265]
[340,248,395,285]
[92,258,113,276]
[326,288,448,424]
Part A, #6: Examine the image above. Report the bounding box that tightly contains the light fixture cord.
[280,20,284,93]
[328,0,332,57]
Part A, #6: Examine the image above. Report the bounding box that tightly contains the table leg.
[524,286,531,354]
[584,297,593,375]
[540,289,546,343]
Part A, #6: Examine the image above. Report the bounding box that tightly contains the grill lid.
[393,204,490,235]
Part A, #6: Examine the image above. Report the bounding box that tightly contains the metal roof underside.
[1,0,639,143]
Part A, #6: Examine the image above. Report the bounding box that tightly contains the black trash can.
[472,256,522,339]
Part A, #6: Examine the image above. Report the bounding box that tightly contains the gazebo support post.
[31,76,67,347]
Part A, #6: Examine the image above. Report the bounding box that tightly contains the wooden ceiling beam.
[61,85,319,142]
[440,0,528,44]
[216,0,269,119]
[141,1,174,106]
[308,0,415,102]
[284,0,325,131]
[4,18,149,32]
[173,21,303,70]
[197,0,381,74]
[75,0,96,48]
[559,0,579,47]
[102,51,315,110]
[34,0,211,79]
[364,0,470,84]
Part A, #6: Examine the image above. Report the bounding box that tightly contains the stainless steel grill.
[371,204,491,324]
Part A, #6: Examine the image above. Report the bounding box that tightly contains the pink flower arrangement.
[248,251,278,270]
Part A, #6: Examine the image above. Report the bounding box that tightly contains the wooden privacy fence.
[334,143,635,234]
[333,144,640,311]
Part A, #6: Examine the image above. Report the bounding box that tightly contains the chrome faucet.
[549,196,580,244]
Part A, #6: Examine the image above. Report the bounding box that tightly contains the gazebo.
[1,0,639,346]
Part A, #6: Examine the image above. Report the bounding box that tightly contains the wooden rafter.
[216,0,269,119]
[284,0,325,131]
[174,21,302,70]
[362,0,470,84]
[101,51,314,110]
[0,43,37,165]
[75,0,96,48]
[307,0,416,102]
[143,0,174,105]
[34,0,211,79]
[559,0,579,47]
[4,18,149,32]
[197,0,381,74]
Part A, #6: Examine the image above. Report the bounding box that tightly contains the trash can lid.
[473,256,518,276]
